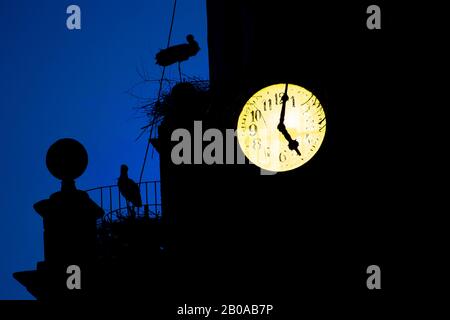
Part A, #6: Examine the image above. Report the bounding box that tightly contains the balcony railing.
[85,181,161,225]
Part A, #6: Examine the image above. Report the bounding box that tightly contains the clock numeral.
[263,99,272,111]
[316,109,325,118]
[306,134,320,146]
[318,117,326,125]
[275,92,285,105]
[264,146,271,158]
[301,93,314,106]
[251,110,261,122]
[279,151,287,162]
[302,105,310,115]
[249,124,258,136]
[252,138,261,150]
[291,96,296,107]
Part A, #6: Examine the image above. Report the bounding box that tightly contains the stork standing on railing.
[118,164,142,218]
[155,34,200,81]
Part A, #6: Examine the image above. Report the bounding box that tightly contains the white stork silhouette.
[155,34,200,81]
[118,164,142,218]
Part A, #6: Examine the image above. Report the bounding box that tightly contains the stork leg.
[126,201,136,219]
[178,62,182,82]
[126,201,132,217]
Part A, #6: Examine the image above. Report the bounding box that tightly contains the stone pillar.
[14,138,104,300]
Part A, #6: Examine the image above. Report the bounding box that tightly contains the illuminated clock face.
[237,83,326,172]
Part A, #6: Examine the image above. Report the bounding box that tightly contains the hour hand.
[289,140,301,156]
[277,123,301,156]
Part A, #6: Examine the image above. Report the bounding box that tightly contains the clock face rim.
[236,83,326,172]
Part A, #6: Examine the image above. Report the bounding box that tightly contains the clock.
[237,83,326,172]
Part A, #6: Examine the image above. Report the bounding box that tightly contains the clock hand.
[277,83,301,156]
[277,123,301,156]
[277,83,289,126]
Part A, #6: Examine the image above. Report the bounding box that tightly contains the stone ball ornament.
[46,138,88,181]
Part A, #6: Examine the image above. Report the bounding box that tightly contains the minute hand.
[278,83,289,125]
[277,83,301,156]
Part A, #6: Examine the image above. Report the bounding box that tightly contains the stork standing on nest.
[118,164,142,218]
[155,34,200,81]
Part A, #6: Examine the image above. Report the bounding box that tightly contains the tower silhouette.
[13,139,103,300]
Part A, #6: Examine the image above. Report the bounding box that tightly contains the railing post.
[145,182,149,207]
[154,181,158,215]
[118,188,121,213]
[109,187,113,214]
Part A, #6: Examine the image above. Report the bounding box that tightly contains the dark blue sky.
[0,0,208,299]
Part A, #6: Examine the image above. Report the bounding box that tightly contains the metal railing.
[85,181,161,225]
